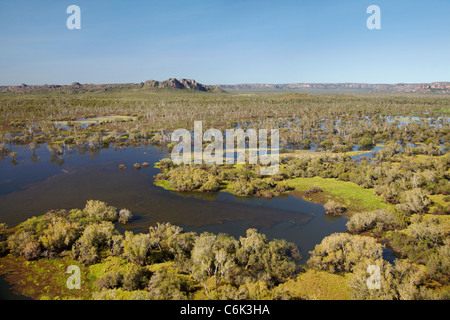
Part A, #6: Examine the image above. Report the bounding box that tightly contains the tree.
[346,211,377,233]
[7,230,36,257]
[83,200,118,221]
[39,217,82,253]
[72,221,116,265]
[349,258,427,300]
[147,268,187,300]
[396,188,431,215]
[307,233,383,273]
[122,264,149,291]
[190,233,238,295]
[323,200,346,215]
[122,231,157,266]
[118,209,133,224]
[236,229,300,286]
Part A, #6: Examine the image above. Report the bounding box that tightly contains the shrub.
[110,234,124,256]
[199,175,220,192]
[22,241,42,260]
[148,222,183,258]
[408,217,446,245]
[0,223,7,236]
[7,230,36,257]
[118,209,133,224]
[232,180,255,196]
[346,211,377,233]
[305,186,323,195]
[147,268,187,300]
[122,231,157,266]
[94,271,123,290]
[72,222,116,265]
[349,258,427,300]
[396,188,431,216]
[123,264,149,291]
[323,200,346,215]
[0,241,8,257]
[274,180,291,193]
[359,136,374,149]
[235,229,301,287]
[191,233,238,293]
[307,233,383,273]
[83,200,118,221]
[39,217,82,253]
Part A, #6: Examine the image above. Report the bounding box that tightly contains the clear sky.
[0,0,449,85]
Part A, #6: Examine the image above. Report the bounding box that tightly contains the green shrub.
[122,231,157,266]
[323,200,346,215]
[83,200,118,222]
[307,233,383,273]
[118,209,133,224]
[233,180,255,196]
[72,222,117,265]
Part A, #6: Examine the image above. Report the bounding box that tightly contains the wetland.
[0,89,448,300]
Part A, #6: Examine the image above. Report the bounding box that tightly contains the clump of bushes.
[346,209,406,234]
[84,200,118,221]
[305,186,323,195]
[307,233,383,273]
[2,200,122,261]
[323,200,346,215]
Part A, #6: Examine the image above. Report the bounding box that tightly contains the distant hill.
[218,82,450,94]
[2,79,449,95]
[0,78,224,94]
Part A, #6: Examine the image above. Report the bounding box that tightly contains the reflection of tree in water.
[172,190,220,201]
[323,212,343,223]
[30,153,40,163]
[49,155,64,167]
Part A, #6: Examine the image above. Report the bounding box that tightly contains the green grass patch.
[288,177,389,213]
[0,254,94,300]
[153,179,177,191]
[276,268,351,300]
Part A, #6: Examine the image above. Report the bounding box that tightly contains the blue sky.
[0,0,449,85]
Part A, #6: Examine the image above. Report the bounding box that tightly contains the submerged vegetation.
[0,88,449,299]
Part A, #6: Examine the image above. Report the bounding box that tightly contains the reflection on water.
[0,143,348,266]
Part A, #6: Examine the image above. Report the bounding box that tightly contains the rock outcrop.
[0,78,223,94]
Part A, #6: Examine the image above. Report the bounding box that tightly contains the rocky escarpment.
[144,78,213,91]
[0,78,223,94]
[218,82,450,94]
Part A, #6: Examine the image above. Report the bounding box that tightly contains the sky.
[0,0,449,85]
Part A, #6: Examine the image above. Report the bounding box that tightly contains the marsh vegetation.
[0,88,449,299]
